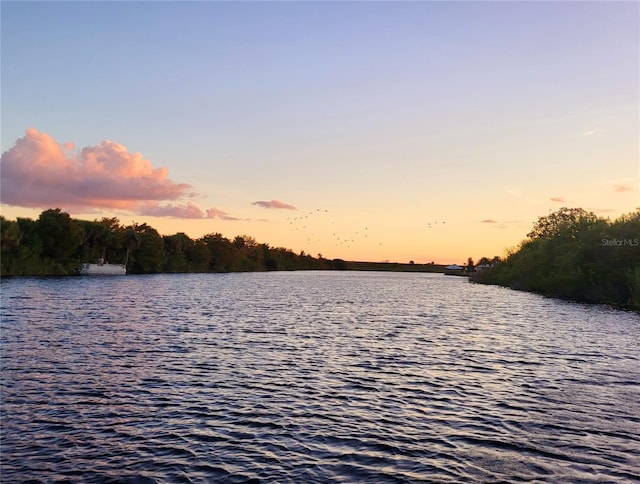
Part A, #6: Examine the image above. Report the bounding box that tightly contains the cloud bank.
[0,128,236,219]
[550,196,566,202]
[252,199,297,210]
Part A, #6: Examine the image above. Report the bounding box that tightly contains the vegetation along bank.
[471,207,640,310]
[2,207,638,310]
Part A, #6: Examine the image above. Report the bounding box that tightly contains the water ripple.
[2,272,639,482]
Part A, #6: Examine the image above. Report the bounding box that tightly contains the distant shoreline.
[343,261,448,273]
[0,263,453,279]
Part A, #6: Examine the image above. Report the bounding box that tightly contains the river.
[1,272,639,483]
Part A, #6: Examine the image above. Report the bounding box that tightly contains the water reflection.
[2,272,639,482]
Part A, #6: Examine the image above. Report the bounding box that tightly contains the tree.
[1,216,22,275]
[78,218,121,263]
[188,241,212,272]
[1,216,20,251]
[474,208,640,308]
[128,223,164,273]
[37,209,83,266]
[332,258,347,270]
[0,209,338,276]
[201,233,237,272]
[163,232,193,272]
[527,207,598,240]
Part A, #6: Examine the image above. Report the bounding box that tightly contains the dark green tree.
[37,209,83,273]
[128,223,164,273]
[474,208,640,309]
[201,233,237,272]
[527,207,598,240]
[467,257,474,272]
[1,209,337,276]
[188,241,212,272]
[1,216,25,275]
[163,232,194,273]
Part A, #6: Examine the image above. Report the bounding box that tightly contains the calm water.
[1,272,639,483]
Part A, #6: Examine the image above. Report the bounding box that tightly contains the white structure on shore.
[80,257,126,275]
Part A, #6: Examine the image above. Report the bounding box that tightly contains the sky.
[1,1,638,264]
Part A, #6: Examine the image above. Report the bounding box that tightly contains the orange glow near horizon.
[1,2,638,265]
[3,199,637,265]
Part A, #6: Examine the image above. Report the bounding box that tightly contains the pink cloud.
[614,183,634,192]
[135,203,242,220]
[481,219,523,228]
[550,196,566,202]
[138,202,207,219]
[252,199,297,210]
[205,208,241,221]
[0,128,235,219]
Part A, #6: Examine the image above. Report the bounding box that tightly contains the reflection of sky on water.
[1,273,639,482]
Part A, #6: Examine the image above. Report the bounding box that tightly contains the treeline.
[472,207,640,309]
[0,208,343,276]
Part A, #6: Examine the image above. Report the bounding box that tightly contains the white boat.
[80,258,126,276]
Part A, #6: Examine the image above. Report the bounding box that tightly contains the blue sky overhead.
[1,1,638,263]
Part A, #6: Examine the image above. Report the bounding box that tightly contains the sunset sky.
[1,1,638,264]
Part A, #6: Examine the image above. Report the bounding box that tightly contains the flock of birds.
[285,209,373,249]
[284,208,449,252]
[426,221,446,229]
